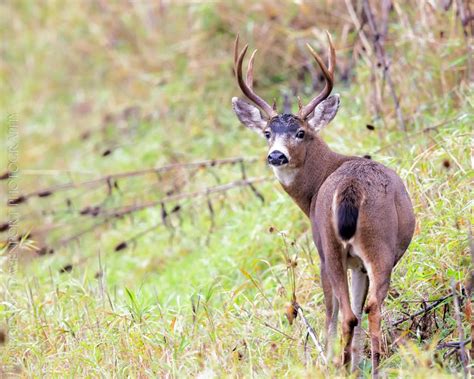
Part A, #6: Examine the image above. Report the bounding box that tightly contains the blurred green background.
[1,1,472,377]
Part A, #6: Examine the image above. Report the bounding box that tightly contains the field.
[1,1,473,377]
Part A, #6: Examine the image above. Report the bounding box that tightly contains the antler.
[234,35,278,119]
[298,31,336,120]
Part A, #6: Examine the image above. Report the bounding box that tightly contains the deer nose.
[268,150,289,166]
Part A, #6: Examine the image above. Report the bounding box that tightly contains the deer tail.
[335,180,363,241]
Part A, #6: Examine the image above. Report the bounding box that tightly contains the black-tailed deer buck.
[231,32,415,377]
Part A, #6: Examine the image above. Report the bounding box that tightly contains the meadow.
[1,1,473,377]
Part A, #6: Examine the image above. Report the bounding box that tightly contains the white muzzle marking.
[269,136,289,160]
[272,166,297,186]
[269,136,297,186]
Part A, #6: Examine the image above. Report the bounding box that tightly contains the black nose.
[267,150,289,166]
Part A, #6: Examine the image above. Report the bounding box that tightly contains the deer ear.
[307,94,340,131]
[232,97,267,134]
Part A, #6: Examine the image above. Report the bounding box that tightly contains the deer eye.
[295,130,305,139]
[263,130,271,139]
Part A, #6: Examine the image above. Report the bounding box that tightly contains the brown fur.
[232,35,415,377]
[233,101,415,377]
[284,130,415,376]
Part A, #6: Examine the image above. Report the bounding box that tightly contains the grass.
[1,1,473,377]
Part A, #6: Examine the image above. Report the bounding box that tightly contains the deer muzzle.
[267,150,289,166]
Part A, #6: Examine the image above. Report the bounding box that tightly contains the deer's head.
[232,32,340,174]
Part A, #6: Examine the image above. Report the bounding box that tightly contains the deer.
[231,32,415,377]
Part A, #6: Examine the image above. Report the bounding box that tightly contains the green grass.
[1,1,473,377]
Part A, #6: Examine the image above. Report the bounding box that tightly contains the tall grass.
[1,1,472,377]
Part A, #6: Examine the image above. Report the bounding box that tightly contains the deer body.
[232,33,415,377]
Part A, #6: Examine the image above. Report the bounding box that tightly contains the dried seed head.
[171,205,181,213]
[38,191,52,198]
[80,206,90,215]
[37,247,48,256]
[59,264,73,273]
[90,206,101,217]
[8,196,26,205]
[80,131,91,140]
[277,286,286,297]
[285,303,298,325]
[115,242,128,252]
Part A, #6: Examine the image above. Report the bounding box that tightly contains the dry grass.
[1,1,472,377]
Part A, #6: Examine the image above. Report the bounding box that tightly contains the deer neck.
[275,137,352,217]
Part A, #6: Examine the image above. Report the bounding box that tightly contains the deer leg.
[321,264,339,359]
[365,258,393,379]
[350,267,369,372]
[324,243,358,368]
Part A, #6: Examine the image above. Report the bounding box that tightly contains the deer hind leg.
[350,267,369,372]
[321,264,339,359]
[324,241,358,368]
[364,253,394,379]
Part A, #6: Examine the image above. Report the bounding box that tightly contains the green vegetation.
[1,1,472,377]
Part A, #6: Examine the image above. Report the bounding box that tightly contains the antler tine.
[298,31,336,120]
[246,49,257,90]
[234,37,277,119]
[233,34,240,74]
[326,30,336,74]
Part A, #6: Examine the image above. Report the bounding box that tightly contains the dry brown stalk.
[456,0,473,82]
[391,293,453,327]
[467,225,474,374]
[451,279,469,378]
[100,177,271,219]
[362,0,406,131]
[6,157,259,205]
[293,302,327,365]
[54,176,272,250]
